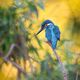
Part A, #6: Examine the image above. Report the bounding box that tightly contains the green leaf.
[28,2,38,18]
[35,36,42,48]
[37,0,44,9]
[58,39,71,47]
[29,45,39,56]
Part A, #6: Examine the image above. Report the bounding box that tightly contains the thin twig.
[46,41,68,80]
[17,69,21,80]
[4,44,15,59]
[28,59,35,80]
[76,71,78,80]
[29,56,40,63]
[17,60,21,80]
[74,54,79,80]
[29,59,34,73]
[23,59,26,71]
[3,58,28,78]
[0,44,15,67]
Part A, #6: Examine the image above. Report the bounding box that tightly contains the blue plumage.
[36,20,60,49]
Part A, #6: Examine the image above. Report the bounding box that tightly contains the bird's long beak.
[36,27,44,35]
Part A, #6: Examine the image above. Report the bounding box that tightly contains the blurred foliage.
[0,0,80,80]
[0,0,44,58]
[65,0,80,45]
[68,0,80,35]
[0,0,44,79]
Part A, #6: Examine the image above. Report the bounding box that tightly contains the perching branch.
[53,49,68,80]
[46,41,68,80]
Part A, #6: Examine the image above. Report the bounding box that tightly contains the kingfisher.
[36,20,60,49]
[35,20,68,80]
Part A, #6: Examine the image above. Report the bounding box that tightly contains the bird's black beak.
[36,27,44,35]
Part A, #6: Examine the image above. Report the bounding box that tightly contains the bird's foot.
[44,41,52,47]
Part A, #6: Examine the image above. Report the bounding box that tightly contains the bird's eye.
[45,24,48,27]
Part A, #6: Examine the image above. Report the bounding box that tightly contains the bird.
[35,20,68,80]
[36,20,60,49]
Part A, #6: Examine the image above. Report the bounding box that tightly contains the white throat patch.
[47,23,53,26]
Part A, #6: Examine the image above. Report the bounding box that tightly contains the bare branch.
[46,41,68,80]
[3,57,28,79]
[76,71,78,80]
[17,60,21,80]
[29,56,40,63]
[0,44,15,68]
[29,59,34,73]
[4,44,15,59]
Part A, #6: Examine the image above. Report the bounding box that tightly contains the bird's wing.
[45,28,52,43]
[53,25,60,40]
[46,27,57,49]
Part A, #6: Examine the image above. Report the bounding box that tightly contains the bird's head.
[36,20,53,35]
